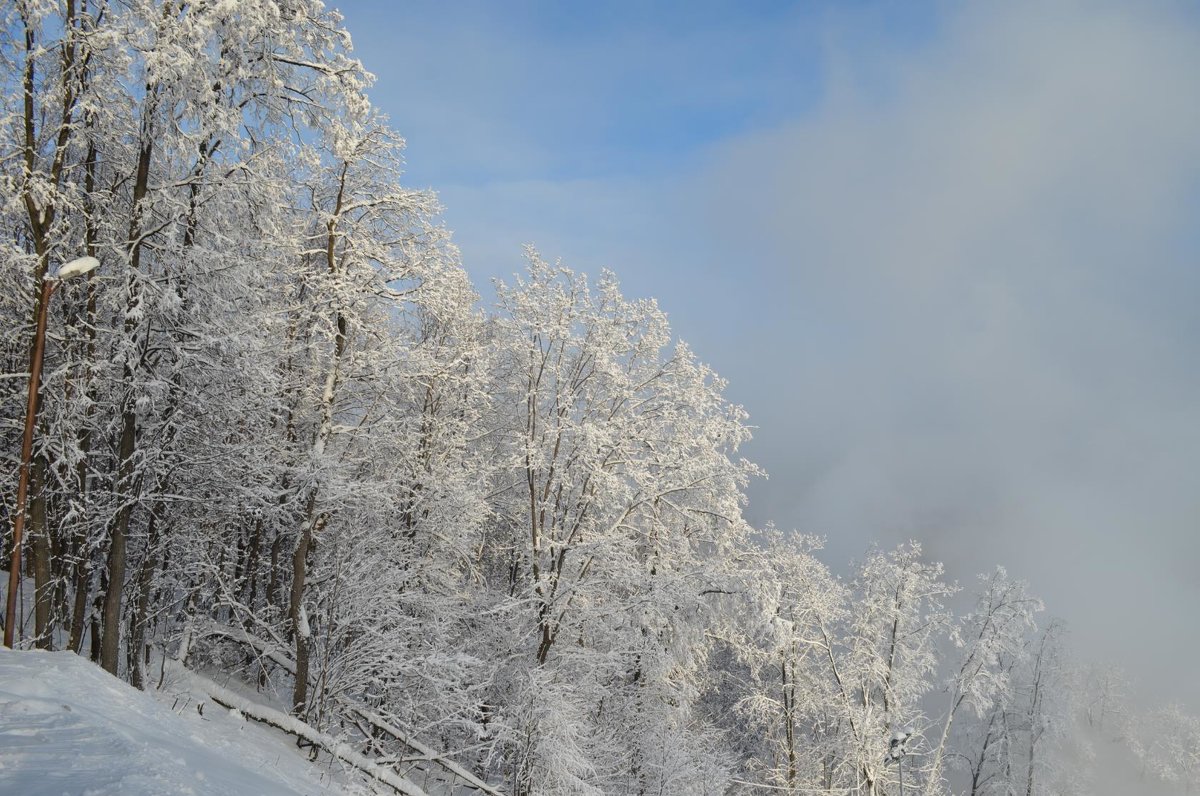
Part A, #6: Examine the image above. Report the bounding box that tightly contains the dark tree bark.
[31,461,53,648]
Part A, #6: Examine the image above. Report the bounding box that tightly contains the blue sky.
[335,0,1200,708]
[336,1,942,183]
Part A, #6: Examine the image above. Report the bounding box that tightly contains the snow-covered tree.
[721,528,846,792]
[927,567,1042,792]
[827,543,955,795]
[481,253,758,794]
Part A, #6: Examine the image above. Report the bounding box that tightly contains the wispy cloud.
[696,0,1200,697]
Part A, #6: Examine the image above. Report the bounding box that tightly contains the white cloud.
[694,0,1200,699]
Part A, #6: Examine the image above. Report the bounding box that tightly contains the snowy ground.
[0,649,351,796]
[1,648,1180,796]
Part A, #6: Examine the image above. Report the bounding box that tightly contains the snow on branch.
[168,661,430,796]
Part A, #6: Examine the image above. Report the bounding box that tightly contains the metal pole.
[4,278,56,648]
[899,754,903,796]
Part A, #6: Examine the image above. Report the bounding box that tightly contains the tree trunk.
[68,552,90,654]
[31,459,53,648]
[17,0,87,649]
[89,582,103,663]
[969,716,995,796]
[129,510,161,689]
[288,162,349,715]
[100,73,156,674]
[241,517,263,617]
[99,405,137,674]
[68,139,100,656]
[289,498,318,716]
[782,654,797,787]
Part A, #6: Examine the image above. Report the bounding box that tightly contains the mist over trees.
[1,3,1193,794]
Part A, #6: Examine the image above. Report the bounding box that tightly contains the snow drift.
[0,649,334,796]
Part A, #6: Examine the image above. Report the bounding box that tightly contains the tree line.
[1,3,1193,794]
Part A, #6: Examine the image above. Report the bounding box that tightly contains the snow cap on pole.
[52,256,101,281]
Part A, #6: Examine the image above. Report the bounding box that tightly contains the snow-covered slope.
[0,649,343,796]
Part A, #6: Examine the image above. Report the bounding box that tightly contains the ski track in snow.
[0,649,342,796]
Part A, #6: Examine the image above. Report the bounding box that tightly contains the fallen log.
[166,660,430,796]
